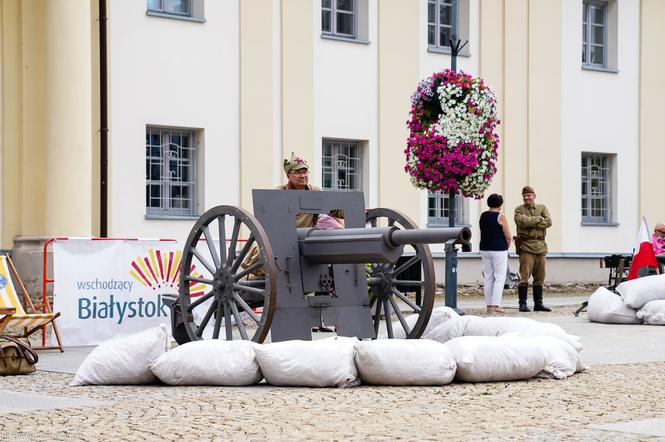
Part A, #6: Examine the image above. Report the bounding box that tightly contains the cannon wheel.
[365,208,435,339]
[178,205,276,343]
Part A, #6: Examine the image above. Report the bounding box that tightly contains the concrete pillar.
[45,0,93,236]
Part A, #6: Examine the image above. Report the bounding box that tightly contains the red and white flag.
[628,217,658,280]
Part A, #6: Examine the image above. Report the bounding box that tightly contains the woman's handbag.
[0,335,38,375]
[513,235,522,255]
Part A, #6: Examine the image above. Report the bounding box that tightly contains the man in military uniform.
[278,152,321,228]
[514,185,552,312]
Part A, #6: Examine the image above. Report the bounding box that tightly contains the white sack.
[636,299,665,325]
[254,336,359,388]
[72,324,169,386]
[425,315,475,343]
[445,335,547,382]
[532,335,587,380]
[354,339,456,386]
[150,340,262,386]
[617,274,665,309]
[587,286,640,324]
[378,306,459,339]
[427,316,582,352]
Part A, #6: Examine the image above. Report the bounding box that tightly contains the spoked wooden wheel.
[178,206,276,343]
[365,208,435,339]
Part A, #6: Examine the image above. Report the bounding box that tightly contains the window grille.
[428,0,452,49]
[582,1,607,67]
[321,0,356,38]
[147,0,192,17]
[146,127,197,217]
[322,140,362,191]
[581,153,611,223]
[428,192,465,226]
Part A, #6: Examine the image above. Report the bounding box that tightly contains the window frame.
[581,152,613,225]
[145,127,198,219]
[427,191,467,227]
[147,0,193,17]
[321,0,357,40]
[582,0,608,69]
[427,0,453,50]
[321,139,363,192]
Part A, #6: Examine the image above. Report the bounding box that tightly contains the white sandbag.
[71,324,169,386]
[378,306,460,339]
[532,335,587,380]
[636,300,665,325]
[254,336,359,388]
[354,339,456,386]
[427,315,582,352]
[617,273,665,309]
[150,340,262,386]
[425,315,475,343]
[445,335,547,382]
[587,286,640,324]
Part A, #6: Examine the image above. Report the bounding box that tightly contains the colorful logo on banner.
[129,248,206,297]
[0,274,7,290]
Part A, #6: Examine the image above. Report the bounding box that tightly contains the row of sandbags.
[587,274,665,325]
[72,317,585,387]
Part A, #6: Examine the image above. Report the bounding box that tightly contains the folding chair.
[0,255,63,351]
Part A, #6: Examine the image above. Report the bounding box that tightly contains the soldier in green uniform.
[278,152,321,228]
[514,185,552,312]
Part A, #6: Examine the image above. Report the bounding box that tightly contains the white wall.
[108,0,240,243]
[313,0,379,207]
[560,0,640,254]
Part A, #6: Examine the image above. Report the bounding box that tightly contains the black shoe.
[533,285,551,312]
[518,285,531,312]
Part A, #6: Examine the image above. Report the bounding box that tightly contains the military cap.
[283,152,310,175]
[522,185,535,195]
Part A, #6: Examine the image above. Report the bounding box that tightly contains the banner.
[52,239,181,346]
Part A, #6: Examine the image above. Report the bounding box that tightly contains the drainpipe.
[99,0,109,237]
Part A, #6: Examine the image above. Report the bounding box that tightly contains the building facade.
[1,0,664,285]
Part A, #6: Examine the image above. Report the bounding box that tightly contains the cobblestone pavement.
[0,360,664,441]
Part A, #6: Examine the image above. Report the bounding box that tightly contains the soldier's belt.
[520,235,545,241]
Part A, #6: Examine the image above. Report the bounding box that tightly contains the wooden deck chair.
[0,255,64,351]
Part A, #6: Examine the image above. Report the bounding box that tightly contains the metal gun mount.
[165,189,471,344]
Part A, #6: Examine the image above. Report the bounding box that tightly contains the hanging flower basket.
[404,69,500,199]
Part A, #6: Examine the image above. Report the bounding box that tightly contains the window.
[582,1,607,67]
[322,0,355,39]
[581,153,613,224]
[428,192,466,226]
[428,0,452,49]
[147,0,191,16]
[427,0,470,55]
[322,140,362,191]
[146,127,198,217]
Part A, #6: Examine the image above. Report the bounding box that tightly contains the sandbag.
[150,340,262,386]
[636,300,665,325]
[445,335,548,382]
[254,336,359,388]
[428,316,582,352]
[533,335,587,380]
[354,339,456,386]
[425,315,475,343]
[587,286,640,324]
[617,274,665,309]
[71,324,170,386]
[378,306,459,339]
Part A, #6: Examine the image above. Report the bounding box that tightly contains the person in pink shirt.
[652,223,665,255]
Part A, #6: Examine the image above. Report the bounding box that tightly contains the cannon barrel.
[298,226,471,264]
[388,226,471,248]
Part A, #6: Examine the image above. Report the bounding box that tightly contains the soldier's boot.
[518,285,530,312]
[533,285,552,312]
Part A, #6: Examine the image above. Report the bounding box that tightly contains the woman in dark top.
[479,194,512,313]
